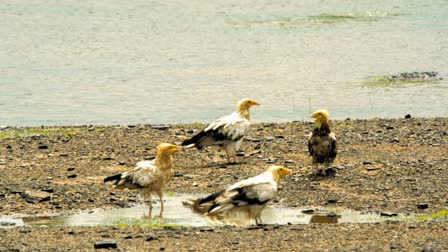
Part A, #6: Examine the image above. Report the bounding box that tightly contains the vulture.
[308,109,337,175]
[182,98,260,163]
[104,143,181,218]
[183,165,291,225]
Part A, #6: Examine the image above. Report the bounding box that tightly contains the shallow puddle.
[1,194,399,228]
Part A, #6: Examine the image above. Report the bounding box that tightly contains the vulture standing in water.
[182,98,260,163]
[183,165,291,226]
[308,109,338,175]
[104,143,181,218]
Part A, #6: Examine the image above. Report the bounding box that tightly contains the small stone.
[284,160,294,164]
[41,187,54,193]
[391,138,400,143]
[362,161,372,165]
[199,227,214,232]
[417,203,429,209]
[173,172,184,177]
[405,114,412,119]
[94,240,117,249]
[0,159,6,165]
[38,143,48,149]
[146,234,159,241]
[264,136,275,141]
[186,129,194,134]
[265,158,276,163]
[301,209,315,214]
[67,174,77,179]
[366,167,380,171]
[192,182,198,187]
[0,220,17,226]
[380,212,398,217]
[21,190,51,203]
[151,125,171,130]
[67,167,75,171]
[326,199,337,204]
[160,247,166,251]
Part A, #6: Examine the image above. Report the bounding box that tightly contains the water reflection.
[1,194,398,227]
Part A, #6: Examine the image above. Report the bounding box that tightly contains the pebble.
[41,187,54,193]
[301,209,315,214]
[366,167,380,171]
[0,159,6,165]
[405,114,412,119]
[380,212,398,217]
[199,227,214,232]
[151,125,171,130]
[67,174,77,179]
[21,190,51,203]
[38,143,48,149]
[417,203,429,209]
[146,234,159,241]
[173,172,184,177]
[264,136,275,141]
[94,240,117,249]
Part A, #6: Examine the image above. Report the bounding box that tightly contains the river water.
[1,0,447,126]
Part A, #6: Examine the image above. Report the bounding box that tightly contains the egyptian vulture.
[308,109,338,175]
[104,143,181,218]
[181,98,260,163]
[183,165,291,225]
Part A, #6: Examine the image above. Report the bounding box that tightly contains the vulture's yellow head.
[157,143,182,154]
[237,98,260,119]
[311,109,330,127]
[269,165,292,179]
[237,98,260,109]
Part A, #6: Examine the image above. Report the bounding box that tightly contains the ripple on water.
[1,194,406,228]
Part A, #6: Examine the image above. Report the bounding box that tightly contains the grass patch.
[309,14,357,24]
[0,127,79,139]
[229,11,401,28]
[416,209,448,221]
[364,75,438,87]
[111,218,180,228]
[309,11,401,24]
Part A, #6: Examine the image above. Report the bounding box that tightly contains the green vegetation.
[364,75,437,87]
[0,127,78,139]
[229,11,401,28]
[309,11,401,24]
[111,218,180,228]
[416,209,448,221]
[309,14,357,24]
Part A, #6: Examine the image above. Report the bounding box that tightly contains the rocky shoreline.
[1,117,447,251]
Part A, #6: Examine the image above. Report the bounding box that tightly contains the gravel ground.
[0,117,447,251]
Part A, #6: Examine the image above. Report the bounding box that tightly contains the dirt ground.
[0,117,447,251]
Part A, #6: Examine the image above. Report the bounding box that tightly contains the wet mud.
[1,117,447,251]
